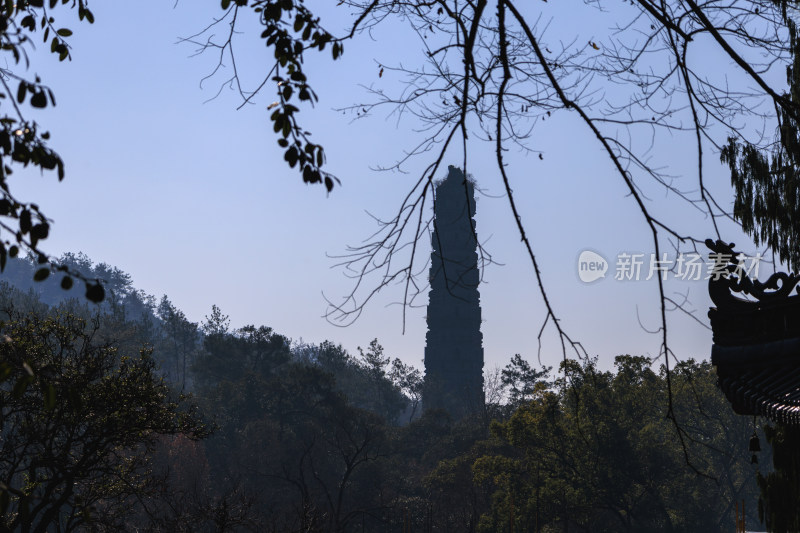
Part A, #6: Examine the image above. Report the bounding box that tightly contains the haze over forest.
[0,253,774,531]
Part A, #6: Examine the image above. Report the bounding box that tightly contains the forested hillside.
[0,255,777,531]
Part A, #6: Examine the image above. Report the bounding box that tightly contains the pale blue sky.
[8,1,766,372]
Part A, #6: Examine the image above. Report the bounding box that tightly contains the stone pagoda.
[423,166,484,417]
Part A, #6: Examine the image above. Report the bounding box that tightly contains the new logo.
[577,250,608,283]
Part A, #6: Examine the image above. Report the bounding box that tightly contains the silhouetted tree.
[389,357,423,423]
[501,354,550,407]
[358,339,406,423]
[157,296,200,390]
[0,310,207,531]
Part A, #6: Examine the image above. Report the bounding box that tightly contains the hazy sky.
[8,1,767,373]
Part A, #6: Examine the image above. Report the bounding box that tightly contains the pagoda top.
[434,165,477,187]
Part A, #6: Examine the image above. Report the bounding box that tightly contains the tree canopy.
[0,305,207,530]
[0,254,783,531]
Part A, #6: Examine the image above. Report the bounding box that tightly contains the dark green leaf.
[284,146,298,167]
[31,222,49,240]
[85,282,104,303]
[30,91,47,108]
[33,268,49,282]
[19,210,31,234]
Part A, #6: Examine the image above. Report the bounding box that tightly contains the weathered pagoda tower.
[423,166,484,417]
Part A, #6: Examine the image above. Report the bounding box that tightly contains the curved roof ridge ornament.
[706,239,800,309]
[707,239,800,425]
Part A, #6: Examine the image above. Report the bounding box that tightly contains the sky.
[5,0,774,374]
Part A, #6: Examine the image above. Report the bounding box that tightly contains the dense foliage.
[474,357,761,532]
[722,5,800,272]
[0,280,206,531]
[0,255,788,531]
